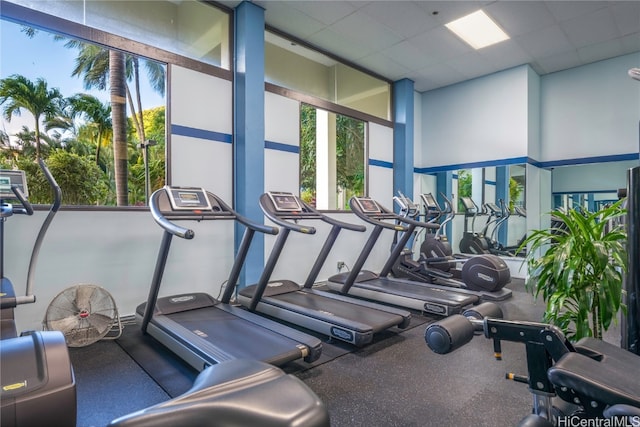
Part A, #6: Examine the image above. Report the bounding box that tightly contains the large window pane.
[300,104,365,210]
[0,19,166,206]
[6,0,230,69]
[266,31,390,121]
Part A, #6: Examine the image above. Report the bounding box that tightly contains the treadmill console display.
[167,187,213,211]
[268,192,302,212]
[354,197,381,213]
[0,170,28,199]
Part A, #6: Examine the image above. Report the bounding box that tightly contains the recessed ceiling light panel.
[445,10,510,50]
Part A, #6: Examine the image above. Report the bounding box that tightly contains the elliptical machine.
[458,196,491,255]
[392,193,511,301]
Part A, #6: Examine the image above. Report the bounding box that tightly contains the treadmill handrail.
[259,194,316,235]
[349,197,439,231]
[260,193,367,232]
[396,213,440,231]
[348,198,409,232]
[293,196,366,233]
[150,188,279,240]
[215,195,278,236]
[150,190,195,239]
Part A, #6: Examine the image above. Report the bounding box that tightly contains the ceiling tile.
[515,24,574,58]
[360,1,440,39]
[544,1,609,22]
[561,7,620,48]
[535,50,582,74]
[307,27,377,60]
[379,40,442,72]
[286,1,359,26]
[326,10,403,51]
[414,1,493,25]
[357,52,412,81]
[610,2,640,36]
[485,1,556,37]
[407,26,473,62]
[577,38,624,64]
[478,39,534,71]
[261,5,327,38]
[446,51,496,79]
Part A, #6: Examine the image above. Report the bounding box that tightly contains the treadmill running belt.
[166,307,305,364]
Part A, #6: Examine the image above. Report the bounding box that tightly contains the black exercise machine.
[238,191,411,346]
[392,192,511,302]
[137,186,323,370]
[0,160,76,426]
[458,196,491,255]
[425,303,640,426]
[327,196,479,316]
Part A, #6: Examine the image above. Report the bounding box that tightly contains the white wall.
[264,92,300,192]
[8,211,234,332]
[541,52,640,162]
[170,66,233,201]
[368,122,394,205]
[420,65,532,168]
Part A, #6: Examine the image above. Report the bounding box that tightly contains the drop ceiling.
[218,1,640,92]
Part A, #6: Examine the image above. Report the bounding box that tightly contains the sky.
[0,18,165,144]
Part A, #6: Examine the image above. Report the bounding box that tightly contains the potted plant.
[519,200,627,341]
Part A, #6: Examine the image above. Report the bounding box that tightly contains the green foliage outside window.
[299,104,365,210]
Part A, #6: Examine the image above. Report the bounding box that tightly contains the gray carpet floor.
[69,278,594,427]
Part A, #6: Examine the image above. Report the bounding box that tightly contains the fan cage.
[43,284,122,347]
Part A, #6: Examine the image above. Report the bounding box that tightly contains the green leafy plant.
[519,201,627,341]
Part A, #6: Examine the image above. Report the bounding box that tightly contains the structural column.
[234,1,265,286]
[393,79,414,205]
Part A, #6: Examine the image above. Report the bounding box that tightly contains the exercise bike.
[425,303,640,426]
[0,162,330,427]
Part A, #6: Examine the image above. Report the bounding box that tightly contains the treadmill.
[137,186,322,371]
[237,192,412,346]
[327,196,479,316]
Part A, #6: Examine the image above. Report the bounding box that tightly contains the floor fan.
[43,284,122,347]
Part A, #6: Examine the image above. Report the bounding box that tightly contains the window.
[300,104,365,210]
[265,31,390,121]
[0,19,166,206]
[5,0,231,69]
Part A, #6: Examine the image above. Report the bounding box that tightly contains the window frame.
[1,1,232,210]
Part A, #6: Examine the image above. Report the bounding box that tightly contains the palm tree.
[0,75,64,159]
[64,39,165,205]
[109,50,129,206]
[66,93,112,166]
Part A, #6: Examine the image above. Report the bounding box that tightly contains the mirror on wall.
[442,164,527,254]
[551,160,637,211]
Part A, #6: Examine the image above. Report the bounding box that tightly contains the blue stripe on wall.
[369,159,393,168]
[536,153,639,168]
[171,124,232,143]
[264,141,299,153]
[414,153,638,174]
[414,156,528,174]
